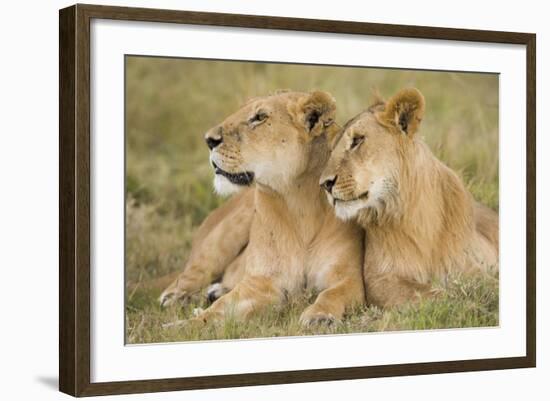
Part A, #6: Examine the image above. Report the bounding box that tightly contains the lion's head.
[204,91,338,195]
[320,88,425,223]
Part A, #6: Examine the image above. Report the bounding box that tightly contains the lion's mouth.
[332,190,369,206]
[212,161,254,186]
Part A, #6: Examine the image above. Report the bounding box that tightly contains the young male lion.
[320,88,499,308]
[164,90,365,326]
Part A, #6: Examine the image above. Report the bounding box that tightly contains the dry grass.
[125,56,499,344]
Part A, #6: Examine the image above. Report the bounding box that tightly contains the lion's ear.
[381,88,425,136]
[290,91,337,137]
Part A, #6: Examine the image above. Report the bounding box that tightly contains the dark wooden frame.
[59,3,536,397]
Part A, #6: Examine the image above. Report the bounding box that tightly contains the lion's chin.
[213,175,243,196]
[333,199,368,221]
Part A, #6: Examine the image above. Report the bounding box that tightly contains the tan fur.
[159,188,254,306]
[321,88,499,308]
[172,90,365,326]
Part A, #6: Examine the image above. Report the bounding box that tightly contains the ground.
[125,57,499,344]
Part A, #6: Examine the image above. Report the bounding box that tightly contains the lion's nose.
[205,135,223,150]
[321,176,338,194]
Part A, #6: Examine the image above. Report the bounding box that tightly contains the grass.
[125,56,499,344]
[126,273,499,343]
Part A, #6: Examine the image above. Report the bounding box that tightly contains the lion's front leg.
[194,275,282,324]
[205,248,247,304]
[159,261,217,308]
[301,267,365,327]
[159,248,248,308]
[365,271,433,308]
[159,201,253,308]
[301,224,365,327]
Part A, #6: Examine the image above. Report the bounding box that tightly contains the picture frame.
[59,3,536,397]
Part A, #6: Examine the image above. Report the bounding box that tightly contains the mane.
[358,137,476,281]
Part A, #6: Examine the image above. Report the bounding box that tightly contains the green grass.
[126,273,498,343]
[125,56,499,344]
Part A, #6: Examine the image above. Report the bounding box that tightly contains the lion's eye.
[249,111,268,125]
[351,135,365,150]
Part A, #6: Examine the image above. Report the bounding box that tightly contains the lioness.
[165,90,365,326]
[320,88,499,308]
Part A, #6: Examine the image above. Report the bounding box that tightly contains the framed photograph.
[59,4,536,397]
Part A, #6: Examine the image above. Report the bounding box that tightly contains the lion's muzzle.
[212,161,254,186]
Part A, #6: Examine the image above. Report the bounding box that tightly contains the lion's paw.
[159,288,192,308]
[299,306,338,327]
